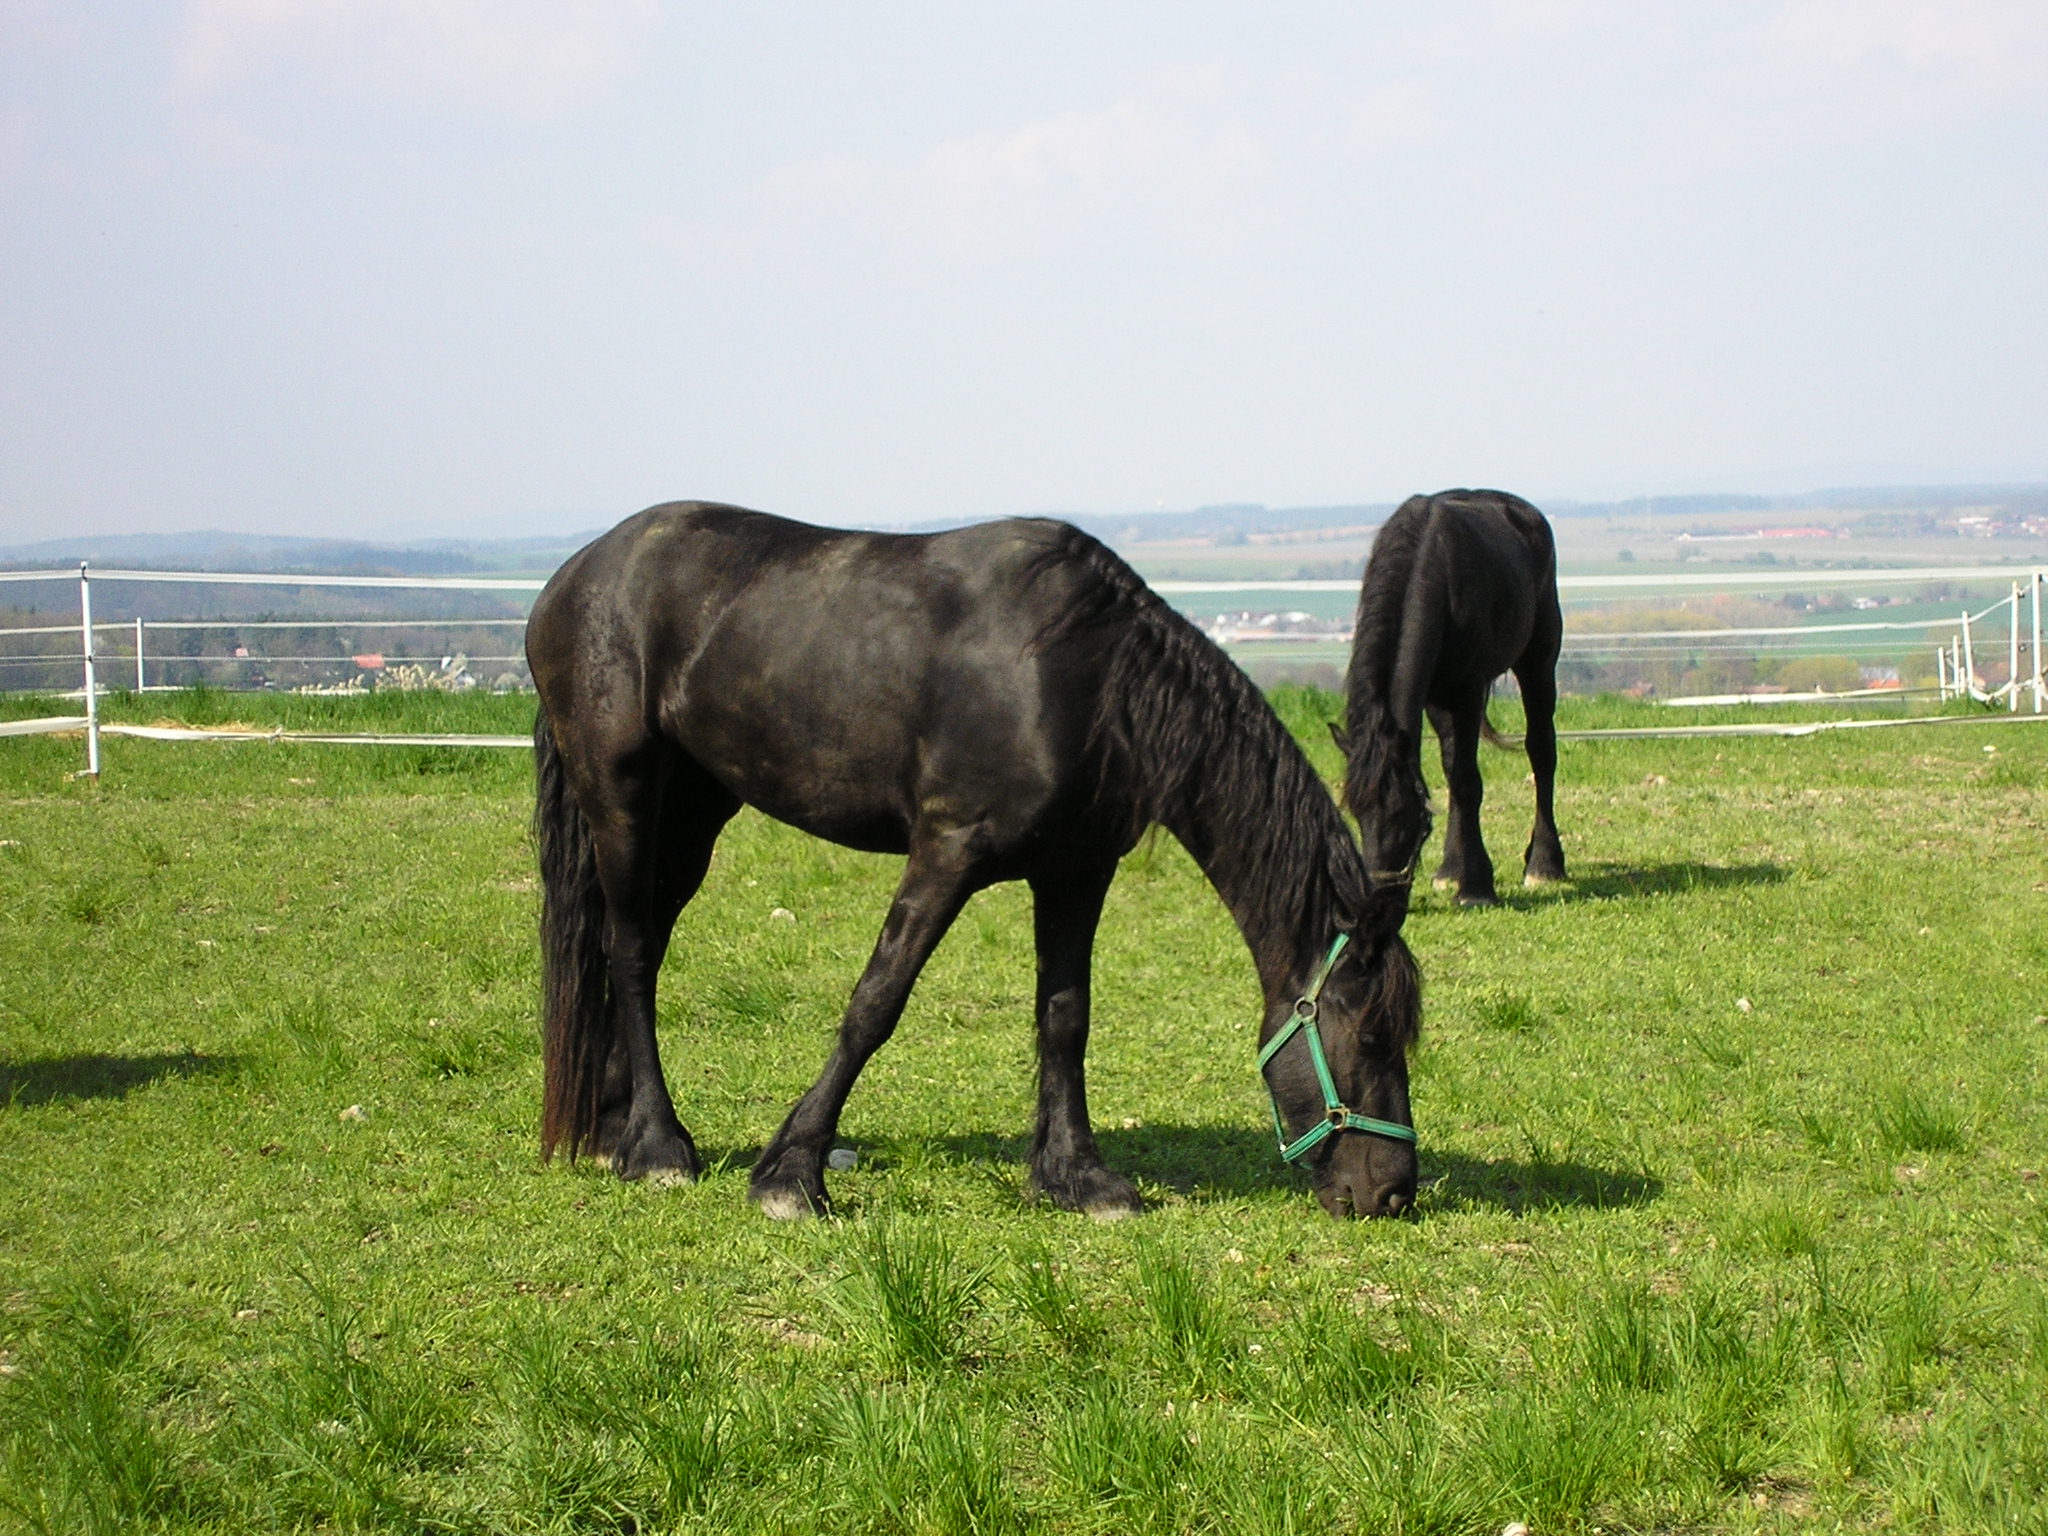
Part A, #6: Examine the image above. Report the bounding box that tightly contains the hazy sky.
[4,1,2045,542]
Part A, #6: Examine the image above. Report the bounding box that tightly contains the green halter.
[1256,932,1418,1164]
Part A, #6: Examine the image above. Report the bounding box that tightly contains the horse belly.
[659,670,918,849]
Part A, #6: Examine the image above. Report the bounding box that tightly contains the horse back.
[528,504,1115,858]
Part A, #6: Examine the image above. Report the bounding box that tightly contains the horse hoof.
[755,1189,811,1221]
[611,1131,701,1185]
[1032,1164,1143,1219]
[1523,871,1564,888]
[1456,891,1500,908]
[753,1185,825,1221]
[617,1158,698,1186]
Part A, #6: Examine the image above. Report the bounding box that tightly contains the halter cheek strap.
[1256,932,1418,1164]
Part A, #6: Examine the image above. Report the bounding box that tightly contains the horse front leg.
[751,842,979,1220]
[1432,701,1497,905]
[1516,661,1567,885]
[1026,865,1140,1220]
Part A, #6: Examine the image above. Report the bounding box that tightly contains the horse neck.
[1346,502,1441,741]
[1159,780,1361,1008]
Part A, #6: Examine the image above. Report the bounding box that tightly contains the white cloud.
[753,92,1261,253]
[1345,80,1437,153]
[924,99,1260,201]
[753,85,1265,247]
[173,0,658,116]
[1485,0,1614,36]
[1762,0,2048,98]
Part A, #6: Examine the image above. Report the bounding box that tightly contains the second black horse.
[527,503,1420,1221]
[1336,489,1567,907]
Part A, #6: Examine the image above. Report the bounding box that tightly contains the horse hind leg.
[1515,659,1567,885]
[750,836,982,1220]
[1025,865,1141,1221]
[583,754,735,1186]
[590,763,739,1176]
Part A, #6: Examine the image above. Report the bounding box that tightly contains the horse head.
[1259,925,1420,1219]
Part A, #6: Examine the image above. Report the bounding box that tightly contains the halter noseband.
[1256,931,1418,1164]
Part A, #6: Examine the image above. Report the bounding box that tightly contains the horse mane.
[1341,500,1435,851]
[1030,524,1375,951]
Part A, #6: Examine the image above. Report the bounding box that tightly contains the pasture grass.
[2,688,2046,1532]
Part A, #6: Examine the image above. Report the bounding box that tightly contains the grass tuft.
[1476,987,1545,1033]
[1007,1243,1099,1355]
[828,1222,988,1376]
[1874,1084,1966,1154]
[0,1279,193,1536]
[829,1386,1024,1535]
[1134,1242,1236,1381]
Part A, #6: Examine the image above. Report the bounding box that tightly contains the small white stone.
[339,1103,367,1122]
[1503,1523,1531,1536]
[826,1147,857,1171]
[769,907,796,923]
[1735,997,1752,1014]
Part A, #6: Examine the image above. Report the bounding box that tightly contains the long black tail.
[533,703,611,1160]
[1481,708,1522,751]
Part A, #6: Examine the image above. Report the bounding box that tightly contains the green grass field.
[2,688,2045,1534]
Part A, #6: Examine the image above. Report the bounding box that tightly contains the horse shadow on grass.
[0,1051,240,1109]
[936,1124,1662,1217]
[1489,859,1787,910]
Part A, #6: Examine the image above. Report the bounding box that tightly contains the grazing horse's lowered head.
[1255,916,1421,1218]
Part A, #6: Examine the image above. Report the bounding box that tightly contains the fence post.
[78,562,100,777]
[135,617,145,692]
[1936,646,1947,701]
[2010,584,2022,711]
[2023,573,2039,720]
[1961,608,1976,698]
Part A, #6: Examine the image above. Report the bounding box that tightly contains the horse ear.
[1328,721,1353,755]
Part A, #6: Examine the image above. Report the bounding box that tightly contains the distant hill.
[4,485,2041,575]
[0,529,598,576]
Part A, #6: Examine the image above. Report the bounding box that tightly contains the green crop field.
[2,688,2045,1534]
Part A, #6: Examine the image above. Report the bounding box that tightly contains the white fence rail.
[3,559,2044,775]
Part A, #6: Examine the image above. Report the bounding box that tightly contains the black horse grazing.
[1335,490,1566,907]
[527,502,1420,1221]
